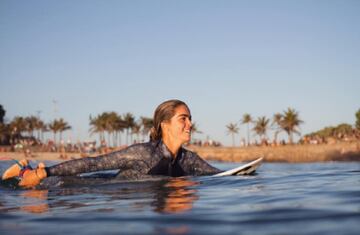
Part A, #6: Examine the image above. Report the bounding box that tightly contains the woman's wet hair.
[150,99,189,141]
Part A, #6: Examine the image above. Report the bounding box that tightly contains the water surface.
[0,160,359,235]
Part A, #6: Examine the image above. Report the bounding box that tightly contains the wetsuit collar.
[159,139,183,162]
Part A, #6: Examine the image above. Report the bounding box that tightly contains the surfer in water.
[2,99,222,188]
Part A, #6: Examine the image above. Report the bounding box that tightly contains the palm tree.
[280,108,303,144]
[123,112,135,145]
[131,122,141,143]
[104,112,118,147]
[89,114,106,144]
[58,118,71,141]
[191,122,202,141]
[25,116,38,138]
[90,112,128,147]
[226,123,239,147]
[0,123,9,144]
[241,113,252,146]
[272,113,283,145]
[49,119,61,144]
[253,116,270,143]
[355,109,360,131]
[0,105,6,144]
[35,119,48,142]
[0,104,5,124]
[49,118,71,144]
[114,114,127,146]
[140,116,153,141]
[9,116,27,142]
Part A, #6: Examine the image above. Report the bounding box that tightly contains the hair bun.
[149,127,157,141]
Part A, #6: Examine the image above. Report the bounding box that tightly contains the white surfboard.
[213,157,263,177]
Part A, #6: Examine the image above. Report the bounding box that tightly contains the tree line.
[0,105,200,150]
[226,108,360,147]
[226,108,303,146]
[89,112,153,147]
[0,104,155,147]
[0,109,71,145]
[0,103,203,148]
[1,104,360,147]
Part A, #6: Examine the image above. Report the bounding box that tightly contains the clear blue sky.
[1,0,359,146]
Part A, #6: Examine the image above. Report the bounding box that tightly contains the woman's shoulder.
[181,146,199,158]
[124,141,160,155]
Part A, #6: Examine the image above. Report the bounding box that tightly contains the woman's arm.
[9,143,153,188]
[185,151,222,176]
[47,145,151,176]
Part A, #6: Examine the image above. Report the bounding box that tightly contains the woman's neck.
[162,137,181,157]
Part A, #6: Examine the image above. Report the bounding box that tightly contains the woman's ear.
[160,121,170,137]
[160,122,167,131]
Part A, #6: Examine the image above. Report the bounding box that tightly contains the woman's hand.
[2,159,47,188]
[2,159,29,180]
[19,163,47,188]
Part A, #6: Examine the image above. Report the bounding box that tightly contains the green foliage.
[0,104,5,124]
[89,111,154,146]
[10,116,27,135]
[241,114,252,124]
[356,109,360,130]
[226,122,239,146]
[241,113,253,146]
[48,118,71,143]
[335,123,353,135]
[0,123,9,144]
[306,123,353,139]
[226,123,239,134]
[278,108,303,144]
[190,122,202,134]
[141,116,153,135]
[252,116,270,139]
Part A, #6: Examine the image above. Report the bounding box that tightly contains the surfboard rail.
[213,157,264,177]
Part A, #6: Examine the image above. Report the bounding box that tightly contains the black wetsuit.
[45,140,221,178]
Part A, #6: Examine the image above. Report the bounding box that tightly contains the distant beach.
[189,141,360,162]
[0,141,359,163]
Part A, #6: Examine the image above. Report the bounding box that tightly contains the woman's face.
[162,105,192,145]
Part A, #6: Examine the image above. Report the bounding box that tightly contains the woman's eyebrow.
[177,114,192,120]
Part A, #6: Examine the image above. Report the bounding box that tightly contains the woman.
[2,99,221,188]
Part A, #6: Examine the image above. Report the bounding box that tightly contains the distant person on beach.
[2,99,222,188]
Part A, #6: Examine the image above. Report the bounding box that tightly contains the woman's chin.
[183,136,191,144]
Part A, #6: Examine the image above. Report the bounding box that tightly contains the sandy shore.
[188,141,360,162]
[0,141,359,163]
[0,152,84,162]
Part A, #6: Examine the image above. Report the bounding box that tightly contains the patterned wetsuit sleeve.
[189,152,222,176]
[46,145,151,176]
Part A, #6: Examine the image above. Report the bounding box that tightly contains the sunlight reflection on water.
[1,161,360,235]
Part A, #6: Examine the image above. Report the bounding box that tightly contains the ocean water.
[0,160,359,235]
